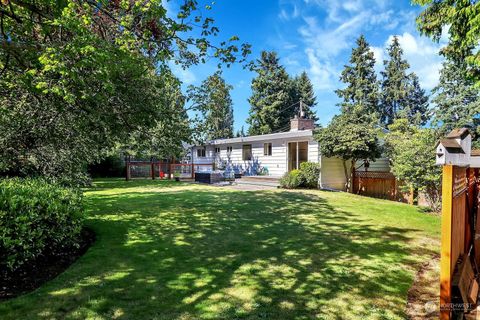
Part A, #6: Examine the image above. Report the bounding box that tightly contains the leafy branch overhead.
[0,0,250,183]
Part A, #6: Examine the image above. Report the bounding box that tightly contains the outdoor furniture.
[195,172,224,184]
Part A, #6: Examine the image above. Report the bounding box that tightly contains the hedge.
[0,178,84,272]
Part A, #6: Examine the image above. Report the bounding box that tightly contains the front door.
[288,141,308,171]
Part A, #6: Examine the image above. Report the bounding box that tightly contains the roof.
[438,138,463,149]
[472,149,480,157]
[446,128,470,139]
[208,129,314,145]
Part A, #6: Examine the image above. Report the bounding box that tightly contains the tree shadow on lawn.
[1,185,438,319]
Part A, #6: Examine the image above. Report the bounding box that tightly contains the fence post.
[191,164,194,179]
[125,156,131,181]
[440,164,454,320]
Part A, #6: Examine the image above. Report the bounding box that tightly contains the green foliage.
[0,178,84,272]
[188,71,234,141]
[0,0,249,183]
[247,51,296,135]
[380,36,429,126]
[316,35,382,191]
[385,119,441,211]
[88,155,125,178]
[415,0,480,85]
[280,169,304,189]
[119,70,192,160]
[292,71,318,122]
[299,162,320,189]
[432,60,480,146]
[336,35,380,118]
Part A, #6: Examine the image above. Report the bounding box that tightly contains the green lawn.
[0,179,440,319]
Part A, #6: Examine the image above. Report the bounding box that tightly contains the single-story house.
[192,116,390,190]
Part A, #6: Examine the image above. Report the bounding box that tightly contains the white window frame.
[264,143,272,156]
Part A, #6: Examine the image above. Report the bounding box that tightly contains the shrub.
[0,178,84,272]
[280,169,304,189]
[299,162,320,189]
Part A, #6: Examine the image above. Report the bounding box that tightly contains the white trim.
[210,130,313,145]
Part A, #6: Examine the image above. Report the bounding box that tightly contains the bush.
[299,162,320,189]
[88,155,125,178]
[0,178,84,272]
[280,169,304,189]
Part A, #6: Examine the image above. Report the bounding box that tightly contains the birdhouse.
[435,128,471,166]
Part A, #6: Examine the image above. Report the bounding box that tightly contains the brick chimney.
[290,115,315,131]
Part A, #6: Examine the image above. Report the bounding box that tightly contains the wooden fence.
[440,166,480,319]
[352,171,410,202]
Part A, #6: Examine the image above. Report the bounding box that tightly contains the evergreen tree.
[335,35,379,119]
[235,126,246,137]
[380,36,411,125]
[189,72,234,141]
[402,73,429,125]
[292,71,318,121]
[315,35,381,192]
[432,60,480,142]
[247,51,296,135]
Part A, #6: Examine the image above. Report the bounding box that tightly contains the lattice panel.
[354,171,395,179]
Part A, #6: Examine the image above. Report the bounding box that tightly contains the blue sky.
[170,0,447,132]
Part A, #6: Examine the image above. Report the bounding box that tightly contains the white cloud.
[170,64,196,85]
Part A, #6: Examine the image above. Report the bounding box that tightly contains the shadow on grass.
[1,180,438,319]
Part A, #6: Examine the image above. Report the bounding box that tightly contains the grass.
[0,179,440,319]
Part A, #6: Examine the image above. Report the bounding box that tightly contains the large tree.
[415,0,480,84]
[432,60,480,143]
[292,71,318,122]
[0,0,249,184]
[315,35,382,192]
[380,36,411,125]
[335,35,380,119]
[188,72,234,141]
[380,36,429,126]
[247,51,296,135]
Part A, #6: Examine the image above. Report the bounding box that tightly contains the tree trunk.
[349,159,355,193]
[342,160,349,192]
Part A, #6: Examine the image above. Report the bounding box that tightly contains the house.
[192,116,390,190]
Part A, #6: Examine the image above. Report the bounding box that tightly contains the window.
[227,146,233,153]
[242,144,252,161]
[215,147,220,153]
[197,148,206,157]
[264,143,272,156]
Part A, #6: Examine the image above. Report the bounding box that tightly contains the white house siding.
[355,158,391,172]
[192,133,319,177]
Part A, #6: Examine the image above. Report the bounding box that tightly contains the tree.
[188,72,234,141]
[315,35,382,192]
[0,0,250,184]
[120,71,192,161]
[247,51,296,135]
[414,0,480,84]
[335,35,380,119]
[385,119,441,211]
[432,60,480,144]
[402,73,430,126]
[315,114,382,192]
[292,71,318,121]
[380,36,412,125]
[236,126,246,137]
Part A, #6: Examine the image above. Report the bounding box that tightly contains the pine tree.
[380,36,411,126]
[402,73,429,125]
[292,71,318,121]
[247,51,296,135]
[315,35,381,192]
[432,60,480,141]
[335,35,379,120]
[235,126,246,137]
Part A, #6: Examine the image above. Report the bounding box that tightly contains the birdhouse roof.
[446,128,470,139]
[436,138,463,151]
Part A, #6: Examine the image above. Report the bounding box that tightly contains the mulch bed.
[0,228,95,300]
